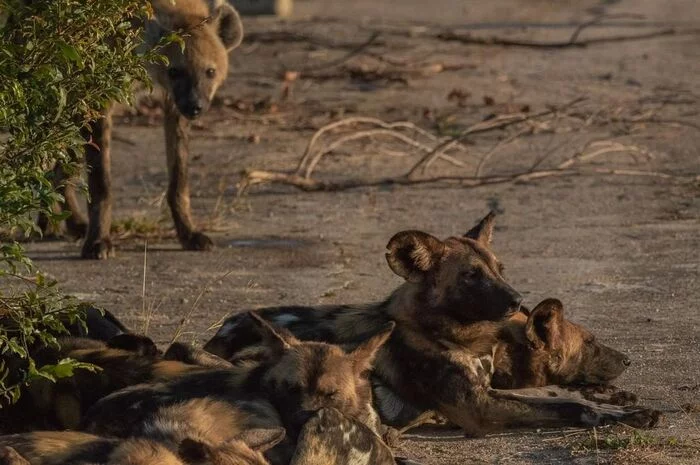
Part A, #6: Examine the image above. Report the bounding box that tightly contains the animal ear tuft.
[248,312,299,352]
[465,211,497,246]
[386,231,445,282]
[214,3,244,51]
[525,299,565,349]
[236,427,286,452]
[351,322,395,373]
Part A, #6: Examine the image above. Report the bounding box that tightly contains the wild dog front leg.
[291,408,396,465]
[81,109,114,259]
[487,386,661,429]
[163,98,213,251]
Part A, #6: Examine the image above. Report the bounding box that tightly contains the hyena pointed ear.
[248,312,299,352]
[178,438,212,462]
[213,3,244,51]
[464,211,497,246]
[386,231,445,283]
[525,299,565,350]
[235,427,286,452]
[351,322,395,373]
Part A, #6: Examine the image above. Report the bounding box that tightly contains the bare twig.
[435,27,700,49]
[296,32,381,74]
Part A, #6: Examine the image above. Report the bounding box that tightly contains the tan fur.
[49,0,244,258]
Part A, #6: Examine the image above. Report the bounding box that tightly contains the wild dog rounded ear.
[247,312,300,352]
[213,3,244,51]
[235,427,286,452]
[386,231,445,282]
[178,438,212,462]
[464,211,497,246]
[350,322,395,373]
[525,298,565,350]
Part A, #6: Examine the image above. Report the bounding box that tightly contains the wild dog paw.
[183,231,214,251]
[81,237,115,259]
[609,390,638,406]
[622,408,663,429]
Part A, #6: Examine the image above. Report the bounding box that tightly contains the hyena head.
[248,313,394,435]
[146,0,244,119]
[524,299,631,385]
[386,212,522,323]
[176,429,284,465]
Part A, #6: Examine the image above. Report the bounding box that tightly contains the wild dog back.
[205,212,521,361]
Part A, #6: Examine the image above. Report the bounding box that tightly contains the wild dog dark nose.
[623,357,632,367]
[505,289,523,315]
[190,103,202,117]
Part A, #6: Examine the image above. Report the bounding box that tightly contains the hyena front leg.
[81,107,114,259]
[37,161,88,238]
[163,98,213,251]
[291,408,395,465]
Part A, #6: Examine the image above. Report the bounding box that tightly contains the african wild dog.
[42,0,244,258]
[0,336,208,433]
[82,313,395,465]
[0,425,282,465]
[204,212,522,359]
[203,220,661,436]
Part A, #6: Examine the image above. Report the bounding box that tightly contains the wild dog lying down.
[204,212,522,359]
[0,424,283,465]
[82,314,396,465]
[0,335,208,433]
[205,293,661,435]
[38,0,244,258]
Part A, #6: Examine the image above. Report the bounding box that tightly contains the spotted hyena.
[42,0,244,258]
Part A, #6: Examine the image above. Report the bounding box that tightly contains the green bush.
[0,0,161,405]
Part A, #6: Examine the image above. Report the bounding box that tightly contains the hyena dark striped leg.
[81,107,114,259]
[163,98,213,251]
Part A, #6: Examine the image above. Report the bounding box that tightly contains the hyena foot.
[81,237,115,259]
[0,447,30,465]
[291,408,395,465]
[182,231,214,251]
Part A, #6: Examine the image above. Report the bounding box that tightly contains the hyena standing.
[45,0,243,258]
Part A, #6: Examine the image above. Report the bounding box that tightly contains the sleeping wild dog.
[82,313,396,465]
[0,423,283,465]
[41,0,244,258]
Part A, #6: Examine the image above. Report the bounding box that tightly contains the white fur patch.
[273,314,300,327]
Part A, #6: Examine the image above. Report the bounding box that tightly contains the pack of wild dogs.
[1,212,662,465]
[6,0,662,463]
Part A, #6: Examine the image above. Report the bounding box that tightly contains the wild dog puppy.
[83,314,395,465]
[0,426,281,465]
[43,0,244,258]
[290,408,394,465]
[204,212,522,359]
[0,336,208,433]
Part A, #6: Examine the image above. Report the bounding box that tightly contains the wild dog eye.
[323,390,339,400]
[167,67,183,79]
[461,269,478,280]
[205,68,216,78]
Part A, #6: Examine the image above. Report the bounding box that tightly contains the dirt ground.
[22,0,700,463]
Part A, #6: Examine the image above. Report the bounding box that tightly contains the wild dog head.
[386,212,522,323]
[248,313,393,435]
[145,0,244,119]
[521,298,631,386]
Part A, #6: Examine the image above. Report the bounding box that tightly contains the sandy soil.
[22,0,700,463]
